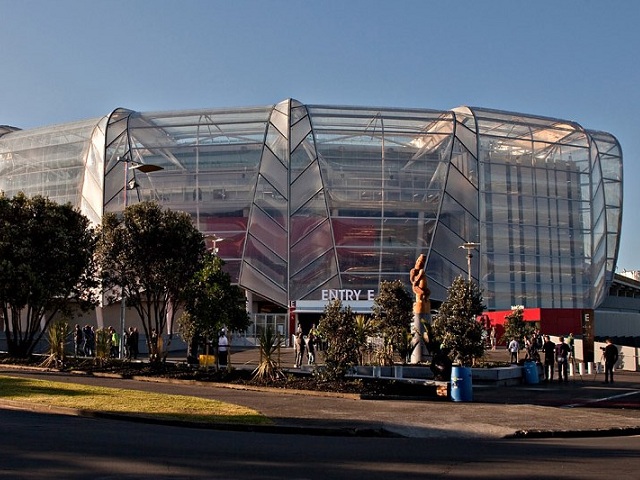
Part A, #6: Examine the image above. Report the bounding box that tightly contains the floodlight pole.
[117,155,163,360]
[459,242,480,283]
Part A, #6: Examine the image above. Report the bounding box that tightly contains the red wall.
[479,308,584,345]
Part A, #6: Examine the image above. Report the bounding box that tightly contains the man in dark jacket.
[542,335,556,382]
[603,338,619,383]
[555,336,570,383]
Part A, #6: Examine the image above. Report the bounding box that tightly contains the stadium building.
[0,99,625,344]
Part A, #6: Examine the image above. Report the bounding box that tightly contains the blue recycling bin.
[451,365,473,402]
[523,361,539,384]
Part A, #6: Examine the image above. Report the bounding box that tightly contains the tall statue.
[410,254,430,314]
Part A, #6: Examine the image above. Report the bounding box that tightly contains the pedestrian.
[123,328,131,359]
[218,330,229,367]
[109,327,119,358]
[294,331,304,368]
[567,333,575,359]
[555,336,570,382]
[603,338,619,383]
[150,328,158,361]
[82,324,93,356]
[508,338,519,364]
[542,335,556,382]
[73,324,84,357]
[306,331,316,365]
[131,327,139,359]
[490,327,496,351]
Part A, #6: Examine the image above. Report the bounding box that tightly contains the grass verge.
[0,375,271,425]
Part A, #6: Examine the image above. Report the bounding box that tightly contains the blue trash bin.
[450,365,473,402]
[523,361,539,384]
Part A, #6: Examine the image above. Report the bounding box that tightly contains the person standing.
[218,330,229,367]
[490,327,496,351]
[82,325,93,356]
[508,338,519,364]
[603,338,619,383]
[555,336,570,382]
[542,335,556,382]
[294,331,304,368]
[131,327,139,359]
[73,324,84,357]
[306,331,316,365]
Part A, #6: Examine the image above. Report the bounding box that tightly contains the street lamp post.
[459,242,480,283]
[205,234,224,255]
[117,155,163,359]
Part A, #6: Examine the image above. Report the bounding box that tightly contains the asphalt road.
[1,408,639,480]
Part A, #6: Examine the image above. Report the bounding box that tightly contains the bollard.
[577,362,584,375]
[587,362,593,375]
[568,362,574,376]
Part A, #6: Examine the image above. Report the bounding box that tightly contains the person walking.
[603,338,619,383]
[555,336,570,383]
[542,335,556,382]
[490,327,496,351]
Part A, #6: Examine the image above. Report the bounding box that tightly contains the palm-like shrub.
[252,327,284,382]
[41,319,70,368]
[94,328,112,364]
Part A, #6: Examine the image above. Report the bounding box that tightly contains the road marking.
[563,390,640,408]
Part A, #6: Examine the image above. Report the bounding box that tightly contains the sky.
[2,0,639,269]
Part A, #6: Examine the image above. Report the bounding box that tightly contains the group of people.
[74,324,96,357]
[505,331,620,384]
[294,324,317,368]
[72,324,140,360]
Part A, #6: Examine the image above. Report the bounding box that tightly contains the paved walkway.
[1,347,639,439]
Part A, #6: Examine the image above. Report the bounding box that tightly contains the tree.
[501,305,533,346]
[431,276,485,367]
[371,280,414,364]
[316,299,359,379]
[179,253,250,364]
[0,193,97,357]
[96,201,204,361]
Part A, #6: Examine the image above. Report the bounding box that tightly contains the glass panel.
[291,114,311,152]
[244,235,287,286]
[290,249,338,299]
[260,147,288,198]
[265,124,287,161]
[290,220,333,274]
[445,165,478,216]
[248,205,287,260]
[290,134,316,181]
[241,261,287,306]
[297,275,342,301]
[290,191,328,244]
[455,122,477,157]
[254,175,287,229]
[291,161,323,213]
[269,108,289,139]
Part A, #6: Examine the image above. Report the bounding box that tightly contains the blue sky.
[2,0,639,269]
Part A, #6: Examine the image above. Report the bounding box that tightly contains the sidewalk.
[1,347,639,439]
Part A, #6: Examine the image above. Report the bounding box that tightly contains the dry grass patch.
[0,375,270,425]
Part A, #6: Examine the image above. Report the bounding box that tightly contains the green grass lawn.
[0,375,271,425]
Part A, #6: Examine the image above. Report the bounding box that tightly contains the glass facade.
[0,99,622,311]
